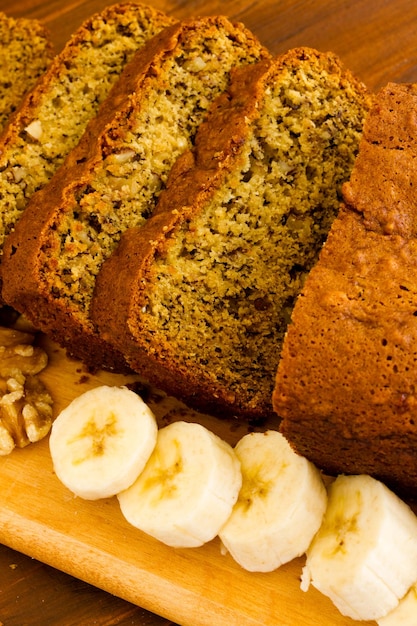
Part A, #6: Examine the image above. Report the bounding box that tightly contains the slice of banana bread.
[2,16,268,371]
[0,12,54,133]
[273,83,417,494]
[0,3,174,255]
[90,48,372,419]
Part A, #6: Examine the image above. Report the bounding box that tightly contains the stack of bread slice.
[1,4,371,420]
[0,3,175,269]
[90,48,371,419]
[2,11,270,371]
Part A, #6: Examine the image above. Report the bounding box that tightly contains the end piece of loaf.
[273,82,417,494]
[2,16,269,370]
[91,48,372,419]
[0,12,55,133]
[0,3,174,255]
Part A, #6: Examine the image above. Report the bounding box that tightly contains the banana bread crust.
[273,83,417,494]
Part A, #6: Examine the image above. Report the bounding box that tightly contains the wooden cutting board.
[2,0,417,624]
[0,336,373,626]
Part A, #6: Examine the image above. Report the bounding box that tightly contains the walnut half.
[0,327,53,455]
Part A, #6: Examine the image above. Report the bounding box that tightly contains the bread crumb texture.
[39,18,265,316]
[0,12,54,133]
[133,51,370,414]
[0,4,173,249]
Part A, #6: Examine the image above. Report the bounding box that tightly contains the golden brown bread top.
[273,82,417,493]
[343,83,417,237]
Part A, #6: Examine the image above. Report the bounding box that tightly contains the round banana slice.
[218,430,327,572]
[117,420,242,548]
[49,385,158,500]
[301,473,417,621]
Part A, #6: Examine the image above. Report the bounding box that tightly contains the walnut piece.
[0,327,53,455]
[0,344,48,377]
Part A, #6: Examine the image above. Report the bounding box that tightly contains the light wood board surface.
[2,0,417,624]
[0,337,372,626]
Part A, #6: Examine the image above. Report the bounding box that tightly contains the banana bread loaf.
[0,12,54,133]
[1,16,268,371]
[89,48,372,419]
[273,82,417,494]
[0,3,174,258]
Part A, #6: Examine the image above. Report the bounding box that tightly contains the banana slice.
[117,420,242,548]
[218,430,327,572]
[49,385,158,500]
[377,583,417,625]
[301,474,417,622]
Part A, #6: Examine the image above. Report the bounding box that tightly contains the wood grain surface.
[1,0,417,624]
[0,337,372,626]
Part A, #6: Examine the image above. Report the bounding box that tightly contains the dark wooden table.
[2,0,417,624]
[0,542,176,625]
